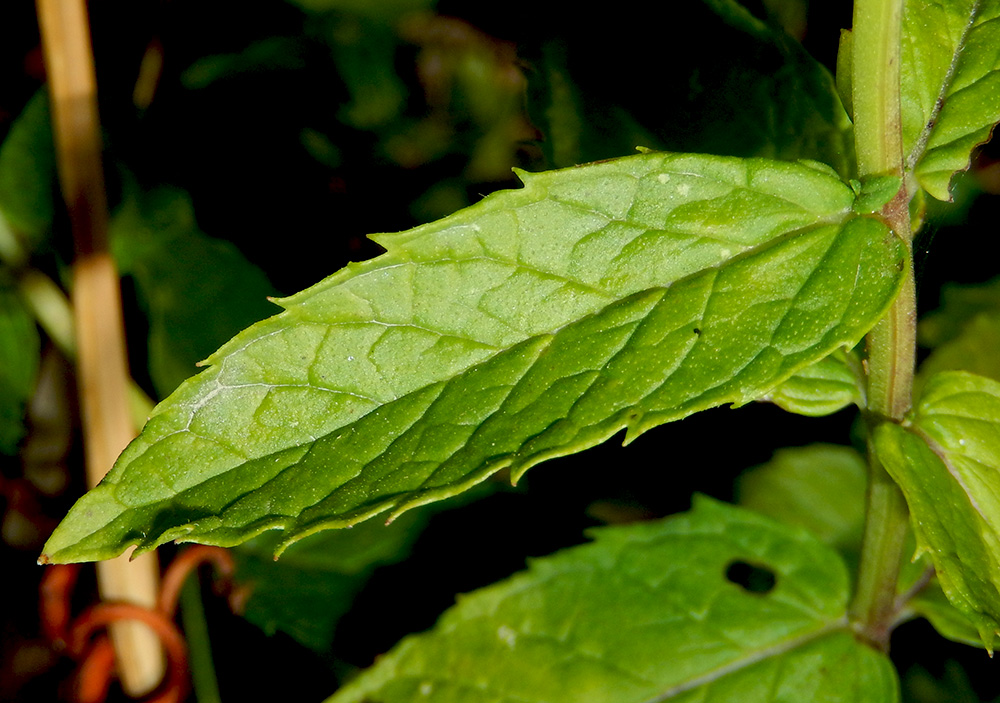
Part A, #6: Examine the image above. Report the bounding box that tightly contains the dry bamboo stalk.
[35,0,165,694]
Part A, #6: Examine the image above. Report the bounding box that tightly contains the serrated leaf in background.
[180,36,307,91]
[525,0,854,175]
[917,314,1000,396]
[285,0,434,20]
[326,498,897,703]
[737,443,867,562]
[901,0,1000,201]
[918,276,1000,349]
[760,348,864,417]
[234,506,430,652]
[0,281,40,455]
[737,442,960,637]
[110,185,277,398]
[0,90,56,259]
[41,153,905,564]
[875,371,1000,649]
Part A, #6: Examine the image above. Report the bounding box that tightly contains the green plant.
[5,0,1000,700]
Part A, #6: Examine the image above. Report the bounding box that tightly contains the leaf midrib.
[639,619,849,703]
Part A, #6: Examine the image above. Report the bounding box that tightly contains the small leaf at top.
[901,0,1000,201]
[325,498,898,703]
[41,152,905,564]
[851,175,903,214]
[875,370,1000,649]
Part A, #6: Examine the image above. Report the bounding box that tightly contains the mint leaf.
[326,498,897,703]
[875,371,1000,649]
[908,580,988,649]
[41,153,905,564]
[902,0,1000,201]
[761,348,864,416]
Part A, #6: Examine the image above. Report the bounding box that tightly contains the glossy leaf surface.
[875,371,1000,648]
[901,0,1000,200]
[42,153,905,564]
[327,498,897,703]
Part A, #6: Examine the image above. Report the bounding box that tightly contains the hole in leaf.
[724,561,777,594]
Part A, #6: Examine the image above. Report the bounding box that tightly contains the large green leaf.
[901,0,1000,201]
[326,498,897,703]
[874,371,1000,649]
[41,152,905,564]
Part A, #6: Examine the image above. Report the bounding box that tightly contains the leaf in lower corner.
[875,371,1000,650]
[325,498,897,703]
[41,152,905,564]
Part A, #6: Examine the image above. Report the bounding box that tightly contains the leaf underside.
[41,152,905,564]
[326,498,898,703]
[901,0,1000,201]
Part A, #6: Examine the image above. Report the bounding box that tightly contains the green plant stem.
[848,0,916,651]
[851,0,904,182]
[180,576,222,703]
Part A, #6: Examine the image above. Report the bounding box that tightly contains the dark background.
[2,1,999,701]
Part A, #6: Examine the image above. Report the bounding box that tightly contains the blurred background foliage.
[2,0,1000,701]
